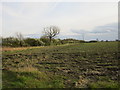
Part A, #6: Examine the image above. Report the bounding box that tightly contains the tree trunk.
[49,37,52,45]
[19,41,22,47]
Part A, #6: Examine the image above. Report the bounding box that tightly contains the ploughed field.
[2,42,119,88]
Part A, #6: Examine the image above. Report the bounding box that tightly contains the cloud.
[70,22,118,40]
[71,29,88,34]
[24,34,42,38]
[90,23,118,33]
[71,23,117,34]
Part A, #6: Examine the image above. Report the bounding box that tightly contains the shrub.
[89,40,98,43]
[24,38,44,46]
[2,37,22,47]
[40,38,50,46]
[61,39,84,44]
[79,40,85,43]
[51,39,62,45]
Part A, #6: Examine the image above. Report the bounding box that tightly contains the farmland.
[2,41,119,88]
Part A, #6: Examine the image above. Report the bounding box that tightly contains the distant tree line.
[1,25,117,47]
[1,36,86,47]
[2,36,117,47]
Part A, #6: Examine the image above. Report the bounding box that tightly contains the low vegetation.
[2,41,119,88]
[2,37,86,47]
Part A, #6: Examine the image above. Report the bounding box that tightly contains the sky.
[0,0,118,41]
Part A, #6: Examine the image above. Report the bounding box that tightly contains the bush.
[89,40,98,43]
[61,39,84,44]
[2,37,45,47]
[79,40,85,43]
[51,39,62,45]
[2,37,22,47]
[24,38,45,46]
[40,38,50,46]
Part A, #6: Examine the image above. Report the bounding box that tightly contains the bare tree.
[15,32,24,47]
[43,26,60,43]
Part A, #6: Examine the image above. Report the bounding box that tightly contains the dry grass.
[10,66,39,73]
[2,47,29,51]
[2,46,45,51]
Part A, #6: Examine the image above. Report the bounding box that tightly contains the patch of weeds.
[105,66,118,68]
[3,67,65,88]
[2,70,24,88]
[48,79,64,88]
[47,75,65,88]
[17,76,48,88]
[96,76,111,81]
[88,81,119,88]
